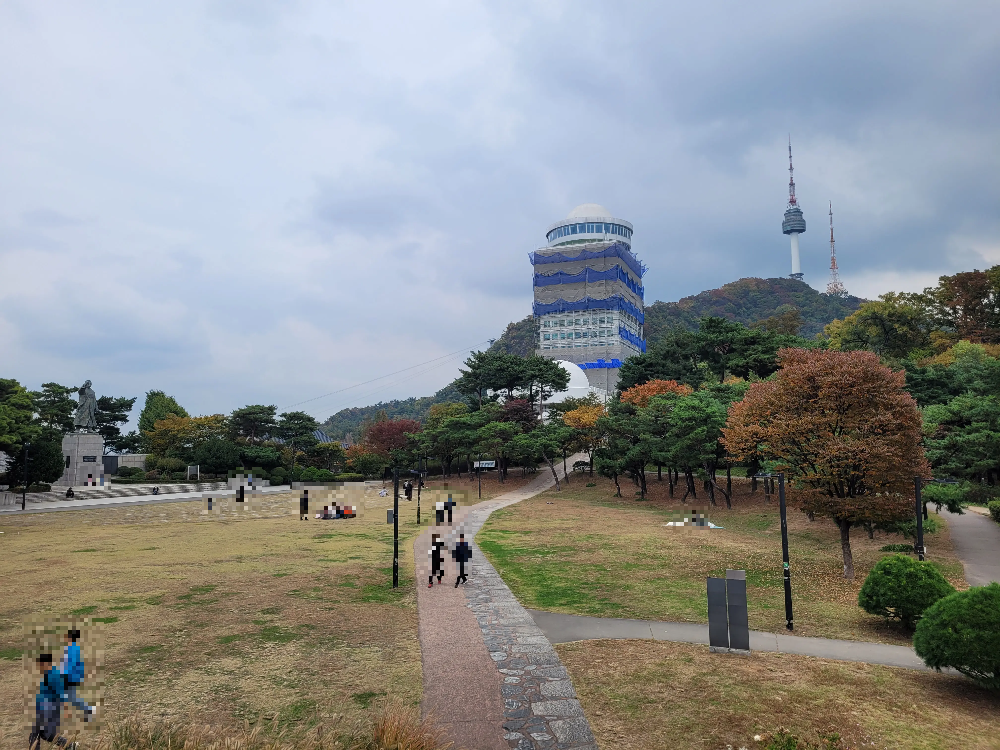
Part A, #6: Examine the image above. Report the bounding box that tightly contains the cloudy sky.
[2,0,998,425]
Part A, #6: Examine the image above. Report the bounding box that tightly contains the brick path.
[415,460,597,750]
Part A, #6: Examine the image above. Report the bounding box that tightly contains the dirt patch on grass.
[0,490,423,749]
[558,639,1000,750]
[478,477,967,644]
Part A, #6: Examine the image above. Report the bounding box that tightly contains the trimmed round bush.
[858,554,955,629]
[269,467,288,485]
[335,473,365,483]
[913,583,1000,690]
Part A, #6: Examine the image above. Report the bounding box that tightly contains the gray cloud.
[0,0,997,424]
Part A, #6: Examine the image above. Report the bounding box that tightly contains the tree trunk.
[562,450,569,484]
[668,469,674,497]
[704,464,716,506]
[657,465,662,482]
[838,519,855,579]
[751,475,757,493]
[726,464,732,499]
[613,473,621,497]
[540,449,560,490]
[639,469,647,499]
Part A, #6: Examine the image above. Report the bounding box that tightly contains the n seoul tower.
[781,137,806,280]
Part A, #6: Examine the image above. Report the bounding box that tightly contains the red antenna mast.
[826,201,847,296]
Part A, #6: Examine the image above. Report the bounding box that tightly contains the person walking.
[299,488,309,521]
[30,653,68,749]
[428,533,445,587]
[60,629,92,722]
[452,533,472,587]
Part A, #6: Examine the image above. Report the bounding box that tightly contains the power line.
[281,340,491,410]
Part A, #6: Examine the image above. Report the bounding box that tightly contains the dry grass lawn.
[0,488,428,749]
[558,639,1000,750]
[479,476,967,644]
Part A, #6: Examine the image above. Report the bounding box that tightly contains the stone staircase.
[1,482,232,506]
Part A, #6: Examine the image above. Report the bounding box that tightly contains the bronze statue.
[73,380,98,432]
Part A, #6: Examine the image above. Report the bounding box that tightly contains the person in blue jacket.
[29,653,68,749]
[60,629,93,721]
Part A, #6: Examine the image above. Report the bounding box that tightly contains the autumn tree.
[146,414,228,460]
[563,403,606,474]
[620,379,693,408]
[823,293,933,359]
[722,348,929,579]
[363,416,422,457]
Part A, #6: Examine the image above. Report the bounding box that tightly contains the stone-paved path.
[415,459,597,750]
[943,507,1000,586]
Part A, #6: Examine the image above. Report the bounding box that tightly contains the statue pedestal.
[56,432,106,487]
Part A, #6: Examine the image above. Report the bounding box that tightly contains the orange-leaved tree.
[563,403,606,475]
[722,348,928,579]
[620,379,694,408]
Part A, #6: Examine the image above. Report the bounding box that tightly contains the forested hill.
[320,382,463,441]
[644,277,865,342]
[321,278,864,438]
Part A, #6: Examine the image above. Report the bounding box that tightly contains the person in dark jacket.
[452,534,472,587]
[299,489,309,521]
[30,653,68,749]
[428,533,445,587]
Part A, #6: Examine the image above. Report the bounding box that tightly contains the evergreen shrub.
[335,473,365,482]
[913,583,1000,690]
[988,500,1000,523]
[858,554,955,629]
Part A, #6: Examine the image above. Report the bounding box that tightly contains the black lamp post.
[392,464,400,588]
[756,472,793,631]
[21,442,30,511]
[914,476,959,562]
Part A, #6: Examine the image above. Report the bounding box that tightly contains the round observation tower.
[781,139,806,280]
[544,203,634,248]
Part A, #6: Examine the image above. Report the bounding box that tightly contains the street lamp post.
[756,472,793,631]
[21,442,30,511]
[914,476,925,562]
[777,473,793,631]
[392,464,400,588]
[477,453,482,500]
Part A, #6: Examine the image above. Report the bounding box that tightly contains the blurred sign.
[474,461,496,468]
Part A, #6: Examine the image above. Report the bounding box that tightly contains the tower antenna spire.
[826,201,847,296]
[787,134,797,207]
[781,136,806,279]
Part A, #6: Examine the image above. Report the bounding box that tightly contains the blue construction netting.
[579,358,623,369]
[533,265,643,299]
[533,294,645,324]
[528,241,647,279]
[618,326,647,353]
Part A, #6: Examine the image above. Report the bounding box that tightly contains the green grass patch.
[93,617,118,624]
[351,691,386,709]
[138,645,162,654]
[0,647,21,660]
[276,699,317,728]
[272,572,290,578]
[259,606,282,615]
[217,634,243,645]
[110,604,137,611]
[72,548,99,553]
[145,596,163,606]
[70,605,98,616]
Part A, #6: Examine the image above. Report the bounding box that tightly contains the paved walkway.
[415,461,598,750]
[528,610,942,672]
[944,507,1000,586]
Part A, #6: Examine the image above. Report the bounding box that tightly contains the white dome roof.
[566,203,612,219]
[546,360,600,404]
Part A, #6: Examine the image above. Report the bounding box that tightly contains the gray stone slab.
[550,718,595,744]
[530,699,584,718]
[539,680,576,698]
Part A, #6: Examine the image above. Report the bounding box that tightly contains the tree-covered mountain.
[644,277,865,342]
[319,382,463,441]
[320,278,864,439]
[488,315,538,357]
